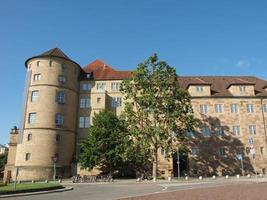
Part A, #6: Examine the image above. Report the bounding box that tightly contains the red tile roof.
[83,60,131,80]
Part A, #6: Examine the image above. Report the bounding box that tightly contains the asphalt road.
[1,178,266,200]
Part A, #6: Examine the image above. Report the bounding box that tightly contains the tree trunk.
[152,148,158,180]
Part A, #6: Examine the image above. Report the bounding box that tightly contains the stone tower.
[14,48,80,180]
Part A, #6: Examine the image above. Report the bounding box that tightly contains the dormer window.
[196,86,204,92]
[240,86,246,92]
[86,74,91,79]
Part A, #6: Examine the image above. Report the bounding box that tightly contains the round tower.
[14,48,80,180]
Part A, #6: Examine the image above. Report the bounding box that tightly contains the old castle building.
[4,48,267,181]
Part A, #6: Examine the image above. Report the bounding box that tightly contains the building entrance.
[173,150,189,177]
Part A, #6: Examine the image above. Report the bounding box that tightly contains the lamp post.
[51,154,58,183]
[177,146,180,179]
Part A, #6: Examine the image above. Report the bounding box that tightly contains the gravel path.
[120,182,267,200]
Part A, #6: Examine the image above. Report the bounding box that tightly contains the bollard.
[199,176,203,180]
[259,174,263,178]
[185,176,189,180]
[153,177,156,182]
[31,180,35,183]
[17,180,21,184]
[236,174,240,179]
[59,179,62,183]
[225,175,229,179]
[136,178,141,182]
[167,177,172,182]
[247,174,251,178]
[212,175,216,180]
[45,180,48,183]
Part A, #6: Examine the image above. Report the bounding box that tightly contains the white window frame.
[111,82,121,91]
[33,74,41,81]
[214,104,223,113]
[239,86,246,93]
[246,104,254,113]
[200,104,208,115]
[31,90,39,102]
[196,86,204,92]
[263,104,267,112]
[249,125,256,135]
[230,103,239,113]
[28,113,36,124]
[79,116,90,128]
[80,98,90,108]
[96,83,106,92]
[232,126,241,136]
[57,92,65,104]
[55,113,64,126]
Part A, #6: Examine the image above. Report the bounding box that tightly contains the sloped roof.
[83,60,131,80]
[178,76,267,97]
[25,48,80,68]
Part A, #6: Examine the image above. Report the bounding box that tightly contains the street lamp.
[177,146,180,179]
[51,154,59,182]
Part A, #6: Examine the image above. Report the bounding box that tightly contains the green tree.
[79,110,130,174]
[0,153,7,173]
[121,54,195,179]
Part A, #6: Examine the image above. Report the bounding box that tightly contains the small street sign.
[250,148,255,155]
[236,154,243,160]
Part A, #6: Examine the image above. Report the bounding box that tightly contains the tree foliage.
[121,54,195,178]
[0,153,7,172]
[79,110,132,174]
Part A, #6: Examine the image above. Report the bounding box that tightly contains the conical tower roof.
[25,47,80,68]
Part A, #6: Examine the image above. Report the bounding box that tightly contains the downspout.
[260,98,267,146]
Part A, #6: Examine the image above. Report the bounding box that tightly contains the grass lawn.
[0,183,63,195]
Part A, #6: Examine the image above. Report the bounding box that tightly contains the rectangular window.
[80,98,90,108]
[230,103,239,113]
[96,83,106,92]
[111,97,122,108]
[28,113,36,124]
[33,74,41,81]
[201,126,210,137]
[249,125,256,135]
[56,134,61,143]
[111,82,121,91]
[191,147,199,156]
[232,126,241,136]
[246,104,254,113]
[25,153,31,161]
[196,86,204,92]
[82,83,92,91]
[214,104,223,113]
[56,92,65,104]
[263,104,267,112]
[215,126,224,137]
[58,75,66,83]
[79,116,90,128]
[97,97,101,103]
[219,147,226,156]
[31,90,39,102]
[27,133,32,141]
[239,86,246,93]
[200,104,208,115]
[55,113,64,126]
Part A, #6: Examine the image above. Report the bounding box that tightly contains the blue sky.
[1,0,267,144]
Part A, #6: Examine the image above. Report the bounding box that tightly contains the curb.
[0,187,73,198]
